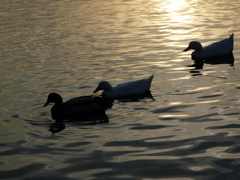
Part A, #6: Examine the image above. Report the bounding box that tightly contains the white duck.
[93,75,154,98]
[183,34,234,58]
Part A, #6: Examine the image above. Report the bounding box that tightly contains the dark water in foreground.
[1,0,240,179]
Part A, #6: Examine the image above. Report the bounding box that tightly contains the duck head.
[183,41,203,52]
[44,93,63,107]
[93,81,113,93]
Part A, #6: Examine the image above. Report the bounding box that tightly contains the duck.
[93,75,154,98]
[183,34,234,58]
[43,93,109,123]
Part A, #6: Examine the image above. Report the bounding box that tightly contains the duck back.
[105,75,154,98]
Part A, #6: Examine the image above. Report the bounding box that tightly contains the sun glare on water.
[164,0,190,23]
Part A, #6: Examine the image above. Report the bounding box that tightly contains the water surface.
[1,0,240,179]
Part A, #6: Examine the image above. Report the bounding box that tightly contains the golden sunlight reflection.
[170,59,184,62]
[160,114,189,118]
[162,0,191,24]
[171,67,189,71]
[165,0,187,10]
[154,62,172,67]
[169,75,191,80]
[150,0,194,68]
[169,102,182,105]
[197,100,220,104]
[187,87,215,92]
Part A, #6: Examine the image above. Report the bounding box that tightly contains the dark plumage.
[43,93,110,123]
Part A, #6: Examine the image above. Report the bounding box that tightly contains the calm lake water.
[1,0,240,179]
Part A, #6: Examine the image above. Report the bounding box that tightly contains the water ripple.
[1,0,240,179]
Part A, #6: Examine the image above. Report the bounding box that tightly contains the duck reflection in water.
[43,93,113,124]
[187,53,235,69]
[49,123,66,134]
[112,91,155,102]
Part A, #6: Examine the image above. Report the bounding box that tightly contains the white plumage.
[93,75,154,98]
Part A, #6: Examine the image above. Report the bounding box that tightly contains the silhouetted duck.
[184,34,234,58]
[93,75,154,98]
[43,93,109,123]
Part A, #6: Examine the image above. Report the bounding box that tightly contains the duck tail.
[230,33,234,48]
[147,75,154,90]
[148,74,154,81]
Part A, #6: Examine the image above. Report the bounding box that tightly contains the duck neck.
[195,44,203,52]
[54,98,63,106]
[51,106,64,123]
[105,83,113,92]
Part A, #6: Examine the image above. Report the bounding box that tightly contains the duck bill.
[43,100,50,107]
[93,87,100,93]
[183,47,190,52]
